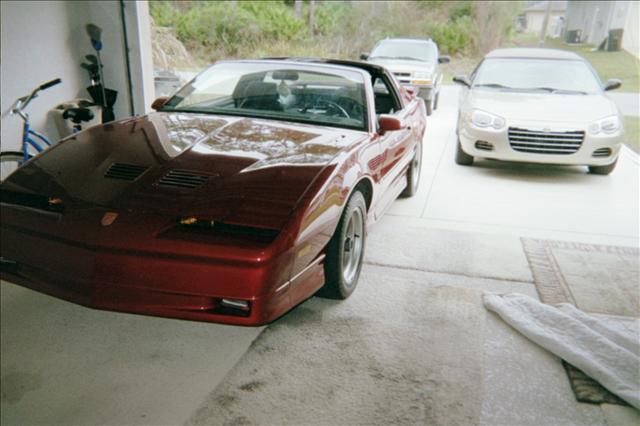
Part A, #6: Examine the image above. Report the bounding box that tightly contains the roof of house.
[524,1,567,13]
[485,48,583,60]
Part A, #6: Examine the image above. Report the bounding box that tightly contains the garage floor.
[2,86,639,425]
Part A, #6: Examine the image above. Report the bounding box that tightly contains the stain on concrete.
[1,371,43,404]
[238,381,264,392]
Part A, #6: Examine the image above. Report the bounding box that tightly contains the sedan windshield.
[472,58,602,94]
[162,62,368,131]
[370,40,436,63]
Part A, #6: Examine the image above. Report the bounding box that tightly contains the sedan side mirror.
[360,53,369,61]
[378,115,404,135]
[604,78,622,91]
[438,55,451,64]
[452,75,471,88]
[151,96,169,111]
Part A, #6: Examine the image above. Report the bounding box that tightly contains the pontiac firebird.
[0,59,426,325]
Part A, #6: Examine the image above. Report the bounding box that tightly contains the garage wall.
[1,1,90,151]
[0,0,153,152]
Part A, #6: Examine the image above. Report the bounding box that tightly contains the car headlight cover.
[588,115,621,135]
[468,110,506,130]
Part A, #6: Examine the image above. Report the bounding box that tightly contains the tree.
[294,0,302,18]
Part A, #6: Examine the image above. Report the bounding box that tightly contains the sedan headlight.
[588,116,621,135]
[467,109,506,130]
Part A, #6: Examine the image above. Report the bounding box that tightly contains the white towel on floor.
[483,292,640,409]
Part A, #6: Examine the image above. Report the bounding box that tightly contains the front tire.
[426,97,433,116]
[318,191,367,300]
[401,141,422,197]
[455,137,474,166]
[588,159,617,175]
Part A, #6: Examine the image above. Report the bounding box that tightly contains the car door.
[372,74,421,218]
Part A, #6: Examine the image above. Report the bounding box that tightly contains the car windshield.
[370,40,436,63]
[472,58,602,94]
[162,62,368,131]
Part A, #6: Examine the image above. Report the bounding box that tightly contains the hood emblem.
[101,212,119,226]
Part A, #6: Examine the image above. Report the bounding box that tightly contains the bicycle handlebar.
[11,78,62,120]
[39,78,62,91]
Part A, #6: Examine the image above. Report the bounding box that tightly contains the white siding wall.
[0,0,153,152]
[622,0,639,58]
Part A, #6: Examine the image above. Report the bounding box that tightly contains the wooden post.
[309,0,315,33]
[294,0,302,18]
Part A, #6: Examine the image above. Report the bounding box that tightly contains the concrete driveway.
[2,85,639,425]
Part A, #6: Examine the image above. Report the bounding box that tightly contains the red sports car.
[1,59,426,325]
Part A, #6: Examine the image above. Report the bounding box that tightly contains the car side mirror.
[360,53,369,61]
[452,75,471,88]
[603,78,622,91]
[378,115,404,135]
[438,55,451,64]
[151,96,169,110]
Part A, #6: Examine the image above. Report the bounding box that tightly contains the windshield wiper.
[368,55,395,60]
[394,56,426,62]
[474,83,513,90]
[526,87,588,95]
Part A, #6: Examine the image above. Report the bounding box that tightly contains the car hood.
[465,89,618,123]
[368,58,434,75]
[2,112,366,230]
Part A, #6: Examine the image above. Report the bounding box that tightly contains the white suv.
[362,38,450,116]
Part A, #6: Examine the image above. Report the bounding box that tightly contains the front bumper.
[458,119,623,166]
[0,208,322,326]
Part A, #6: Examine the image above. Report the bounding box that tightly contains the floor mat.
[562,361,630,407]
[522,238,640,407]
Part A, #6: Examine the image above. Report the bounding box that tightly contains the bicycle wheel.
[0,151,26,182]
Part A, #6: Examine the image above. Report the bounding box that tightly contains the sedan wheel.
[588,158,618,175]
[455,137,474,166]
[318,191,367,299]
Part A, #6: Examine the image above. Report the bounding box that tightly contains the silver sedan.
[453,48,624,175]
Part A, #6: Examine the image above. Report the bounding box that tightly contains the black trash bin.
[607,29,623,52]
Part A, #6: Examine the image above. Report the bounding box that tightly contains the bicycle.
[1,78,63,181]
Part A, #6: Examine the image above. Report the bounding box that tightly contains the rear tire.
[588,159,617,175]
[455,138,474,166]
[426,98,433,116]
[318,191,367,300]
[0,151,25,182]
[433,92,440,110]
[401,141,422,197]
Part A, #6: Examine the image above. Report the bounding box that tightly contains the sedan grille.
[157,169,210,189]
[393,72,411,77]
[508,127,584,155]
[104,163,148,181]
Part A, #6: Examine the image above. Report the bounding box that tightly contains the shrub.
[429,15,473,55]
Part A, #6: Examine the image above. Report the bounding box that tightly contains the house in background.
[565,0,639,58]
[523,1,567,38]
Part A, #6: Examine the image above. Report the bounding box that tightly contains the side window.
[372,76,401,115]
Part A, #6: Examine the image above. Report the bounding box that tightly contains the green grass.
[441,34,640,94]
[543,38,640,93]
[624,116,640,153]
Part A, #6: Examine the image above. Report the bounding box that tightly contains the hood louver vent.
[104,163,148,181]
[157,170,210,189]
